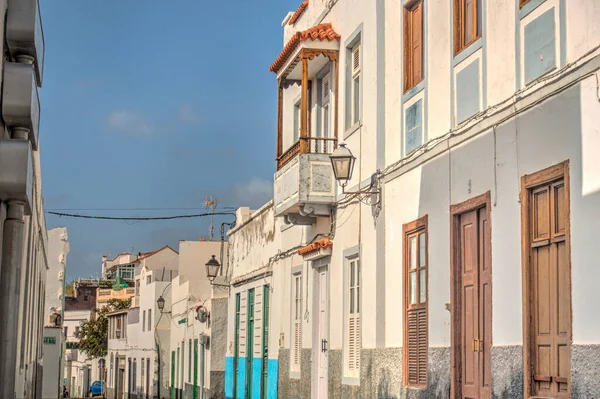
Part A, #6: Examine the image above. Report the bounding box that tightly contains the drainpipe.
[199,339,205,399]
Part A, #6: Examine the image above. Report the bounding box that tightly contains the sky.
[40,0,300,281]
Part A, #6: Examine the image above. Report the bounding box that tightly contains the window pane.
[420,269,426,303]
[324,106,329,138]
[357,285,360,313]
[350,261,355,287]
[353,76,360,124]
[357,260,361,287]
[465,0,473,44]
[350,288,355,313]
[410,236,417,270]
[410,272,417,304]
[419,232,426,267]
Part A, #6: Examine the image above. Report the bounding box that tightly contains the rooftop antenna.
[204,195,218,241]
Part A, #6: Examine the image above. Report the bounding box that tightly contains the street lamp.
[205,255,229,288]
[329,143,356,190]
[156,296,165,312]
[329,143,380,199]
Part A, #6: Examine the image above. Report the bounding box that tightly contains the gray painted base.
[274,344,600,398]
[571,344,600,398]
[492,345,523,399]
[209,370,225,399]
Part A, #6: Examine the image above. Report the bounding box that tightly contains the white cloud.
[231,177,274,209]
[107,110,155,137]
[178,104,200,123]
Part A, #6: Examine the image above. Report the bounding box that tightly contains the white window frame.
[344,25,363,137]
[290,269,303,376]
[343,245,361,384]
[293,99,301,145]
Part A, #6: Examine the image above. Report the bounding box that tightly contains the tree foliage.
[75,298,131,359]
[65,281,74,297]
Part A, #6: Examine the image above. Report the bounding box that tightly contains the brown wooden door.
[529,179,570,398]
[458,206,491,399]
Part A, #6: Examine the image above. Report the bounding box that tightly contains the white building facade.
[168,240,228,399]
[105,246,179,399]
[42,227,70,399]
[225,0,600,398]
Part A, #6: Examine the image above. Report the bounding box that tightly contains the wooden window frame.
[519,0,532,8]
[403,0,424,93]
[520,160,572,399]
[449,191,492,399]
[453,0,482,56]
[402,215,428,387]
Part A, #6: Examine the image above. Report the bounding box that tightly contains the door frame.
[311,263,330,399]
[520,160,572,398]
[450,191,492,399]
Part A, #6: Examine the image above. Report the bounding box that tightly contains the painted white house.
[225,0,600,398]
[105,246,179,399]
[42,227,70,399]
[63,281,98,398]
[168,240,229,399]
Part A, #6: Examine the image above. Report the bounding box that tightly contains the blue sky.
[40,0,299,280]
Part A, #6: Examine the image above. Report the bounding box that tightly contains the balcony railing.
[277,137,337,170]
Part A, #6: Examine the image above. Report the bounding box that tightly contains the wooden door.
[451,193,491,399]
[527,178,571,398]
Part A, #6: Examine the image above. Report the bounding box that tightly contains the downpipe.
[0,201,26,399]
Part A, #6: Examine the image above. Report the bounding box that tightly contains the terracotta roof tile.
[269,23,341,74]
[288,0,308,25]
[298,238,333,256]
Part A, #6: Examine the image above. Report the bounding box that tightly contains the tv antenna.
[204,196,218,241]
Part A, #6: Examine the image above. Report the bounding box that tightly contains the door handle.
[472,339,477,352]
[478,340,483,352]
[321,339,328,353]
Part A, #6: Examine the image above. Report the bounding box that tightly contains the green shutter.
[245,289,255,399]
[188,339,192,383]
[261,285,270,399]
[234,293,240,398]
[171,351,175,399]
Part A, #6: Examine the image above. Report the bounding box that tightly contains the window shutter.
[348,314,360,371]
[352,44,361,77]
[294,320,301,366]
[407,309,427,385]
[412,2,423,85]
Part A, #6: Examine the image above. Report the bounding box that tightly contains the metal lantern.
[205,255,221,282]
[329,143,356,186]
[156,296,165,312]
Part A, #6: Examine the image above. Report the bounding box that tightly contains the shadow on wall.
[377,368,397,399]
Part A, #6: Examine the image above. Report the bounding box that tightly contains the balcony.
[2,62,41,149]
[271,23,341,221]
[0,140,33,214]
[274,141,337,221]
[6,0,45,87]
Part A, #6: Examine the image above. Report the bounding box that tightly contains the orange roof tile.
[288,0,308,25]
[269,23,341,74]
[298,238,333,256]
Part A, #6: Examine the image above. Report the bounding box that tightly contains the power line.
[47,211,236,221]
[46,207,237,211]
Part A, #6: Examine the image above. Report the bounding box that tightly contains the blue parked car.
[89,380,104,397]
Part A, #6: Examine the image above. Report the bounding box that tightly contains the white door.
[316,267,329,398]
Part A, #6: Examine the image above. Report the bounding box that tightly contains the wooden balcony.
[277,136,337,170]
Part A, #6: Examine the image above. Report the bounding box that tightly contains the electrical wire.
[46,211,235,221]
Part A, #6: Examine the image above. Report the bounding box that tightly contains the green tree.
[65,281,74,297]
[75,298,131,359]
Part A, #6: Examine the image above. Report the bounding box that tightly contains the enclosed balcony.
[270,23,341,221]
[6,0,45,87]
[2,62,41,150]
